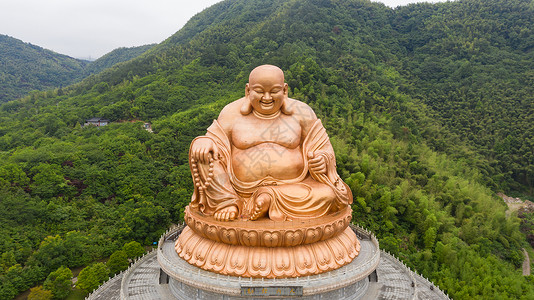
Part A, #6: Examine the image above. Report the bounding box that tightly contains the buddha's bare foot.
[250,193,271,220]
[214,205,238,221]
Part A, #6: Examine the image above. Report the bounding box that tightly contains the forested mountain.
[393,0,534,193]
[0,0,533,299]
[0,35,155,103]
[81,44,156,77]
[0,35,89,102]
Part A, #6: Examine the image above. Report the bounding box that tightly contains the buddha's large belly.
[232,143,304,182]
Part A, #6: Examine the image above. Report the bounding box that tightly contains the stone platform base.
[160,225,379,299]
[168,276,369,300]
[87,224,451,300]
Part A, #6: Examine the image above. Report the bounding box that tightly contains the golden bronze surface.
[176,65,359,277]
[175,220,360,278]
[183,205,353,247]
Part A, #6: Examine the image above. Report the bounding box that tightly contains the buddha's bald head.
[249,65,285,84]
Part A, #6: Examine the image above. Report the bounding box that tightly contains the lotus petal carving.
[175,207,360,278]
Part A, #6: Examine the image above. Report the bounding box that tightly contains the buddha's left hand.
[308,152,327,175]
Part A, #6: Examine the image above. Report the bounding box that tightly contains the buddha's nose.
[263,92,272,100]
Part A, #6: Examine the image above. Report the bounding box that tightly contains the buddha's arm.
[309,139,338,187]
[290,99,336,176]
[308,142,334,176]
[303,123,351,205]
[190,99,242,163]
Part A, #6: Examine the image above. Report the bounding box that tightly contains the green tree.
[107,250,129,275]
[0,281,17,300]
[424,227,437,249]
[64,231,91,267]
[4,264,28,292]
[30,163,73,199]
[121,200,170,243]
[28,286,53,300]
[43,266,72,299]
[28,235,67,274]
[122,241,145,259]
[0,251,16,273]
[0,163,30,187]
[77,263,109,293]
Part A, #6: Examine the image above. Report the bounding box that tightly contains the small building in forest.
[143,122,153,133]
[84,117,109,127]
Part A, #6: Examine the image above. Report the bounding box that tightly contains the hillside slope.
[0,0,533,299]
[393,0,534,192]
[0,35,155,102]
[0,34,88,102]
[82,44,156,76]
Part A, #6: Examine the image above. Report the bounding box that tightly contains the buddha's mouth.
[260,99,275,109]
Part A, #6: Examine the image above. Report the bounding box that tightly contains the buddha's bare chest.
[230,115,302,150]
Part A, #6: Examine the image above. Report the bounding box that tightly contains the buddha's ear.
[241,84,253,115]
[245,83,250,98]
[241,83,253,115]
[281,83,293,115]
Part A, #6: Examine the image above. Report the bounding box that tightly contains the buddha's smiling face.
[246,65,288,116]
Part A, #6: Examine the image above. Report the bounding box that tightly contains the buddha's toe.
[250,193,270,220]
[229,210,236,220]
[215,205,238,221]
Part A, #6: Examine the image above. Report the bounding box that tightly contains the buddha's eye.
[254,89,263,93]
[271,89,281,93]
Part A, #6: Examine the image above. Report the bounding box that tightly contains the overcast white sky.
[0,0,448,60]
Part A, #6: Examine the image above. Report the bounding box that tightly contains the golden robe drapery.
[189,119,352,220]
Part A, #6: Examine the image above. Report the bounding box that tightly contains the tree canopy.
[0,35,154,103]
[0,0,533,299]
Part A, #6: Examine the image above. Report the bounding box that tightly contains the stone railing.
[118,249,157,300]
[414,268,451,300]
[88,221,451,300]
[351,224,376,240]
[86,226,184,300]
[162,223,184,242]
[158,223,185,245]
[380,250,418,300]
[380,250,451,300]
[85,270,123,300]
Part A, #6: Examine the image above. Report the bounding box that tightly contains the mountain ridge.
[0,34,89,102]
[0,34,155,102]
[0,0,533,299]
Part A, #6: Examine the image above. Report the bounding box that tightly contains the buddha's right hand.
[191,137,219,164]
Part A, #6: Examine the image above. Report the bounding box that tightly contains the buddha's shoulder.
[222,98,245,112]
[286,98,317,122]
[217,98,245,130]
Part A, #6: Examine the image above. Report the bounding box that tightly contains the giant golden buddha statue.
[175,65,360,278]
